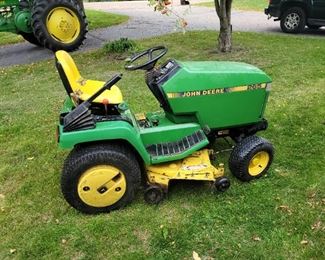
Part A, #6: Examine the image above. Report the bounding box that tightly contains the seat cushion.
[74,79,123,104]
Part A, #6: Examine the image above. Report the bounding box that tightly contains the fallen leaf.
[311,221,322,230]
[193,251,201,260]
[27,157,34,160]
[10,249,16,254]
[300,240,308,245]
[277,205,292,214]
[61,239,67,244]
[55,219,60,224]
[252,235,261,242]
[308,192,316,199]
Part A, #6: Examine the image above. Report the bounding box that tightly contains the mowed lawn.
[196,0,267,11]
[0,32,324,259]
[0,9,128,46]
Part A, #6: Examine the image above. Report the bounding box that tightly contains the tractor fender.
[58,120,151,164]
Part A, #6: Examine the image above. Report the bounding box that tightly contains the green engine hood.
[159,60,272,129]
[163,61,271,92]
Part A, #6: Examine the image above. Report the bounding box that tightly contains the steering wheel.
[125,46,168,71]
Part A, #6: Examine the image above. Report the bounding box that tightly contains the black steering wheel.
[125,46,168,71]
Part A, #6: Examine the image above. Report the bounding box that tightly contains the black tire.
[20,32,42,46]
[61,143,141,214]
[144,185,165,205]
[215,177,230,192]
[280,7,306,33]
[31,0,88,52]
[307,25,321,30]
[229,136,274,182]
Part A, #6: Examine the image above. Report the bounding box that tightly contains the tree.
[214,0,233,52]
[150,0,233,52]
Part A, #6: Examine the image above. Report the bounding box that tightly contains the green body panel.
[140,112,201,145]
[163,61,272,129]
[0,0,19,6]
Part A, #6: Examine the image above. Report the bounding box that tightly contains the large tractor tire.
[18,0,42,46]
[20,32,42,46]
[31,0,88,52]
[61,143,141,214]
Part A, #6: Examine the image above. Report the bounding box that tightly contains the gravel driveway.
[0,0,324,67]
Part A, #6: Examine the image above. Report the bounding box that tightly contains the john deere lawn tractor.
[55,46,274,214]
[0,0,87,51]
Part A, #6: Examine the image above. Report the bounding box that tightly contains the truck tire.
[31,0,88,52]
[61,143,141,214]
[280,7,306,34]
[229,135,274,182]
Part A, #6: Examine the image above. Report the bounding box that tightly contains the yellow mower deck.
[146,149,224,190]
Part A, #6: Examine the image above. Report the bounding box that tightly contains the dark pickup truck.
[265,0,325,33]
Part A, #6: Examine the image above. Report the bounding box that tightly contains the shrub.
[104,38,137,54]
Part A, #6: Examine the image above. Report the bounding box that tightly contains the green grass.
[196,0,266,11]
[0,31,325,259]
[0,9,128,46]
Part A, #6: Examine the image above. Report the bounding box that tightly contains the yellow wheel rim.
[78,165,126,207]
[46,7,80,44]
[248,151,270,176]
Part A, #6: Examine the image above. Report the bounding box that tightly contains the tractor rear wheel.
[229,135,274,182]
[20,32,42,46]
[61,143,141,214]
[31,0,88,52]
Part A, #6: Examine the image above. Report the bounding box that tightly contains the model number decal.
[167,83,267,98]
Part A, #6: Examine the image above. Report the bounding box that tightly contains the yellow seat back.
[55,50,123,104]
[55,50,83,92]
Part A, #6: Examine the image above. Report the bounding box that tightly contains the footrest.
[146,130,207,157]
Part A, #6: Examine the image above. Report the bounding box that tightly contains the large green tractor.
[0,0,88,51]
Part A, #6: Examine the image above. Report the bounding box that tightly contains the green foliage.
[0,31,324,259]
[104,38,137,54]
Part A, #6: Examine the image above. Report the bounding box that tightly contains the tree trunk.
[218,19,232,52]
[214,0,233,52]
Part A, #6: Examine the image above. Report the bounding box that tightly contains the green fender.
[58,120,151,164]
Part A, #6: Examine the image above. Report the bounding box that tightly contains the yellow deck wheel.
[46,7,81,44]
[248,151,270,176]
[77,165,127,207]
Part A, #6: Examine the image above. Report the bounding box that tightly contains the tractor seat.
[55,50,123,104]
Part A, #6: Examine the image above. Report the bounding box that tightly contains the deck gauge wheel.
[144,185,165,204]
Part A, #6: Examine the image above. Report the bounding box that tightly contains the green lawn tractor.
[0,0,87,51]
[55,46,275,214]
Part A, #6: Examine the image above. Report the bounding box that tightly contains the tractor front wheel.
[229,136,274,182]
[61,143,141,214]
[31,0,88,51]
